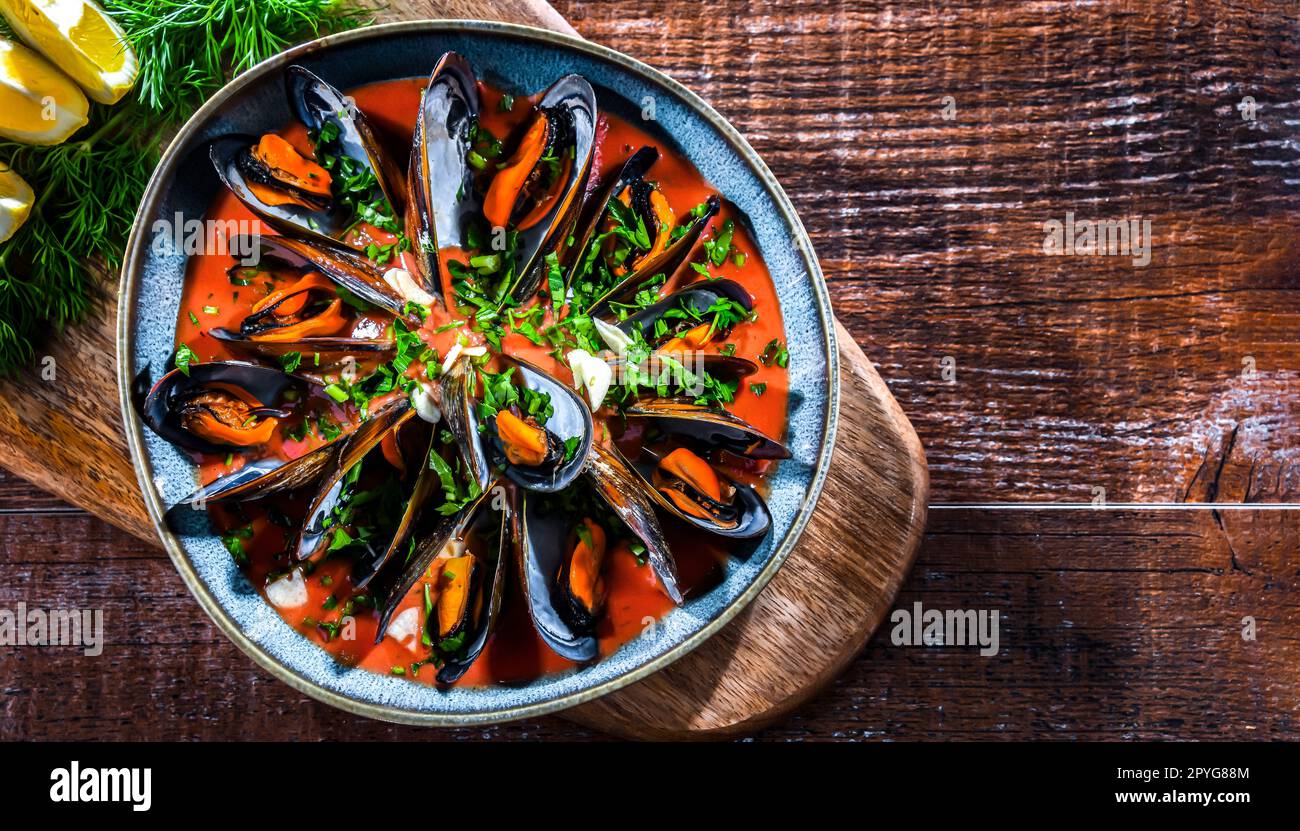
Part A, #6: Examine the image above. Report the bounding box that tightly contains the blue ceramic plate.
[117,20,838,725]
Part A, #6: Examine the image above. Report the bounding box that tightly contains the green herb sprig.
[0,1,367,375]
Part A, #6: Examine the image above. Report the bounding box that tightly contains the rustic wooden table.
[3,0,1298,740]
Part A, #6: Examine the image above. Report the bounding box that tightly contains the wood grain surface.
[4,0,1300,740]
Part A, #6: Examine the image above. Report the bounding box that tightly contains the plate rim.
[115,18,841,726]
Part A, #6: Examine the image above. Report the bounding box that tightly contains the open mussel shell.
[434,500,508,684]
[443,358,491,491]
[484,357,593,493]
[614,278,752,343]
[349,422,441,590]
[584,443,682,604]
[228,234,407,317]
[163,441,340,531]
[404,51,481,299]
[514,489,599,661]
[286,65,405,216]
[498,75,598,303]
[576,171,720,316]
[632,445,772,539]
[210,330,394,372]
[209,134,345,246]
[372,484,506,685]
[292,399,416,562]
[625,399,791,460]
[140,361,305,454]
[209,68,402,249]
[563,145,657,288]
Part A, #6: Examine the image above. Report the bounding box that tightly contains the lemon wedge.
[0,0,136,104]
[0,37,88,144]
[0,162,35,243]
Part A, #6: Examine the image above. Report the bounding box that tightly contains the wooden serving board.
[0,0,927,739]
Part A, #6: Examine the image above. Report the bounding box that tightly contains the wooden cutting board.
[0,0,927,739]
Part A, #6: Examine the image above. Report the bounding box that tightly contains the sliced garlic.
[440,340,464,374]
[441,341,487,375]
[566,348,613,411]
[383,267,435,308]
[386,607,421,646]
[593,317,632,355]
[411,383,441,424]
[265,570,308,610]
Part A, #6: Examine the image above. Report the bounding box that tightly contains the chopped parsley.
[174,343,198,376]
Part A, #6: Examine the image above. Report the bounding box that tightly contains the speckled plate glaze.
[117,20,838,726]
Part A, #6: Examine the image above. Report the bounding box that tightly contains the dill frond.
[0,0,367,376]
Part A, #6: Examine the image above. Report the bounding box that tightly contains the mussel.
[140,361,304,454]
[584,443,682,604]
[605,351,759,398]
[292,399,416,562]
[404,52,481,300]
[638,445,771,539]
[372,484,507,685]
[514,490,599,660]
[442,358,492,492]
[210,240,397,369]
[566,146,720,314]
[211,66,403,249]
[483,357,593,493]
[615,278,754,351]
[486,75,597,302]
[227,234,408,317]
[625,398,791,461]
[557,517,609,630]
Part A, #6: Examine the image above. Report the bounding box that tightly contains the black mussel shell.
[372,485,506,686]
[614,278,753,344]
[563,145,657,285]
[625,398,791,461]
[584,443,682,604]
[227,234,407,317]
[163,442,340,530]
[576,173,720,315]
[210,68,401,249]
[140,361,305,454]
[373,486,485,635]
[500,75,598,303]
[434,500,508,685]
[349,421,440,590]
[605,352,759,392]
[404,52,481,300]
[292,399,415,561]
[483,357,593,493]
[286,65,405,224]
[210,329,394,373]
[634,445,772,539]
[210,266,395,370]
[442,358,492,492]
[515,489,599,661]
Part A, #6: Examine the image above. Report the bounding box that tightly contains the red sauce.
[174,77,788,686]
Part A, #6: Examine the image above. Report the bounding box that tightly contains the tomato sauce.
[173,77,788,686]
